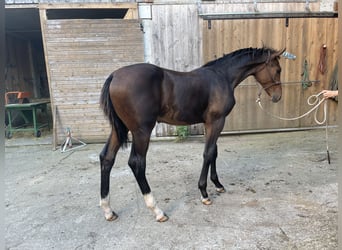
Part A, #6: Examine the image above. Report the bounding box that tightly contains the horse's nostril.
[272,95,281,103]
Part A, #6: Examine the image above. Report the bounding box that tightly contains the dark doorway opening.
[5,7,49,99]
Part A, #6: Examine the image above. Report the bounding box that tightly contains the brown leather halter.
[257,60,281,98]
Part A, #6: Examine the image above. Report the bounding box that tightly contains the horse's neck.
[204,52,266,89]
[230,58,265,89]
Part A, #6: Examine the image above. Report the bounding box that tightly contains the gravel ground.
[5,128,338,249]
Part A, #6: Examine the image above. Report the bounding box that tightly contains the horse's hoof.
[105,211,118,221]
[157,214,169,222]
[216,187,226,193]
[201,197,212,205]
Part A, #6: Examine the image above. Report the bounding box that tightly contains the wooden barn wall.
[202,17,338,132]
[40,10,144,144]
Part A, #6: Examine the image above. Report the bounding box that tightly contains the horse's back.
[110,63,164,100]
[112,63,163,86]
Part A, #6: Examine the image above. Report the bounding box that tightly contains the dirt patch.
[5,128,337,249]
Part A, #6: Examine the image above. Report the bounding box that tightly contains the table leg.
[6,110,13,138]
[32,107,40,137]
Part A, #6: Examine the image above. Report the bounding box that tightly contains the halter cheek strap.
[262,81,281,91]
[257,81,282,99]
[257,62,281,97]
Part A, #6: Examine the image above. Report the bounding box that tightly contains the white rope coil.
[256,91,327,125]
[257,90,331,163]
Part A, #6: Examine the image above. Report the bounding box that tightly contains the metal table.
[5,101,50,138]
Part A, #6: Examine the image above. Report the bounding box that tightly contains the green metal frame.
[5,101,50,138]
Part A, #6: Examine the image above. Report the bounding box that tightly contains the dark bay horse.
[99,47,285,222]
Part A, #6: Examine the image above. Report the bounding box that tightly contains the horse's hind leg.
[128,130,168,222]
[100,131,120,221]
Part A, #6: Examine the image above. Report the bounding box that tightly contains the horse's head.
[254,48,285,103]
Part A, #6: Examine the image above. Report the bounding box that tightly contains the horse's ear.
[266,50,271,63]
[266,48,285,63]
[273,48,286,58]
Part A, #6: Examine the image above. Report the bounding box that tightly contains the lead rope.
[256,91,330,164]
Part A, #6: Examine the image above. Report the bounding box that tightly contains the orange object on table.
[5,91,31,104]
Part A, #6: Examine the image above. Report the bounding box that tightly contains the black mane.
[203,47,278,68]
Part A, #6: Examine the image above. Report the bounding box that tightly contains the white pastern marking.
[100,195,113,215]
[144,193,165,221]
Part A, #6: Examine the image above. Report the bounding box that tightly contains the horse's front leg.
[199,118,225,205]
[210,145,225,193]
[100,132,120,221]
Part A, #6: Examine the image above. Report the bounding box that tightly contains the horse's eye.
[277,69,281,74]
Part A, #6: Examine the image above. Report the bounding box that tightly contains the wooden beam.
[39,3,137,10]
[5,4,38,9]
[199,11,338,20]
[124,8,139,19]
[39,8,57,149]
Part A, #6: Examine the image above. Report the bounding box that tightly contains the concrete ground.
[5,128,338,249]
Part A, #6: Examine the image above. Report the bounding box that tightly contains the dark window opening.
[46,9,128,20]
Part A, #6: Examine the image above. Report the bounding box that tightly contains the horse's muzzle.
[263,81,282,103]
[272,94,282,103]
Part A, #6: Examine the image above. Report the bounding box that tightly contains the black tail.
[100,73,128,147]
